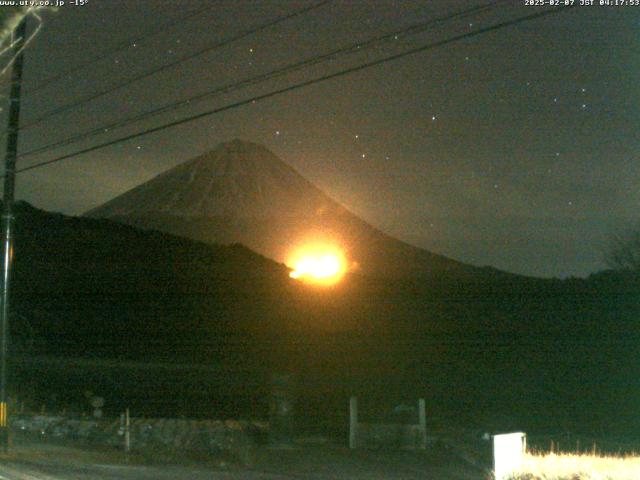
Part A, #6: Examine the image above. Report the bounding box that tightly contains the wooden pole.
[0,16,27,454]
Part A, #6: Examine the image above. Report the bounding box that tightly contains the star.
[581,103,587,109]
[431,115,437,121]
[275,130,280,136]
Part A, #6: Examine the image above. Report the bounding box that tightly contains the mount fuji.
[87,139,489,278]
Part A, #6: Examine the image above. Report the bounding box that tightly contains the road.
[0,440,487,479]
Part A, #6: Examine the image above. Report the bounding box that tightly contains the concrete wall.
[356,422,427,449]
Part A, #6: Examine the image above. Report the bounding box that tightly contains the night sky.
[2,0,638,278]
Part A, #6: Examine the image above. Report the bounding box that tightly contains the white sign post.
[493,432,526,480]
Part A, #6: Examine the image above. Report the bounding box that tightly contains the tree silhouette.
[605,228,640,272]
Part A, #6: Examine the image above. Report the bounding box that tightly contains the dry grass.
[508,452,640,480]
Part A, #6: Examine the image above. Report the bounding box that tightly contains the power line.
[12,5,575,177]
[18,0,507,161]
[17,0,332,131]
[24,4,214,95]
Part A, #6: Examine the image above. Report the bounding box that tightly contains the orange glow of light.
[288,247,346,285]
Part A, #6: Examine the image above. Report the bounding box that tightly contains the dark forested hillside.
[7,202,640,435]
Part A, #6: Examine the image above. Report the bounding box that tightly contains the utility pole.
[0,16,27,453]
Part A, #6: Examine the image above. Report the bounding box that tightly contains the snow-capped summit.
[88,139,336,219]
